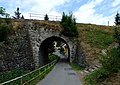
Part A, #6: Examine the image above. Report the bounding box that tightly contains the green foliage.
[44,14,49,21]
[0,7,10,18]
[26,65,54,85]
[60,12,78,37]
[0,18,12,42]
[86,30,114,49]
[0,60,57,85]
[0,69,27,83]
[114,12,120,43]
[0,7,6,17]
[114,26,120,44]
[85,47,120,85]
[99,47,120,73]
[0,24,10,42]
[48,54,58,62]
[70,63,85,71]
[115,12,120,25]
[0,7,11,42]
[14,7,21,19]
[21,15,24,19]
[85,67,110,85]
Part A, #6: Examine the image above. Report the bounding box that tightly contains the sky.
[0,0,120,26]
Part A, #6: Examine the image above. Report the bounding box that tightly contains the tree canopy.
[44,14,49,21]
[115,12,120,25]
[60,12,78,37]
[0,7,10,18]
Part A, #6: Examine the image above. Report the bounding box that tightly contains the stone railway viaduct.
[0,20,86,72]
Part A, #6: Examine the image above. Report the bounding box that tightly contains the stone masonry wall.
[0,20,87,72]
[0,23,35,72]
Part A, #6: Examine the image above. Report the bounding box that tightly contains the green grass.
[26,66,54,85]
[0,69,28,83]
[0,59,57,85]
[48,54,58,62]
[70,63,85,71]
[84,67,110,85]
[85,47,120,85]
[85,30,114,49]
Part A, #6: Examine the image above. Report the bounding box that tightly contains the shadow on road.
[58,57,69,63]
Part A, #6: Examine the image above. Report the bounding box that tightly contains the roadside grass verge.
[0,56,58,85]
[84,67,110,85]
[0,69,28,83]
[70,63,85,71]
[26,65,54,85]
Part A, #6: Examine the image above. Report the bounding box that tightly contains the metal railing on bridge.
[29,13,62,21]
[0,59,57,85]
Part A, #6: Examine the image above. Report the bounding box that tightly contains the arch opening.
[39,36,70,66]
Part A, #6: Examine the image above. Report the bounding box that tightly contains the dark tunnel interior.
[39,36,70,66]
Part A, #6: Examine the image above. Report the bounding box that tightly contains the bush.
[60,12,78,37]
[99,47,120,73]
[48,54,58,62]
[85,47,120,85]
[0,18,11,42]
[0,23,10,42]
[114,26,120,44]
[85,67,110,85]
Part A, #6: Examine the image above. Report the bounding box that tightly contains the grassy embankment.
[77,23,120,85]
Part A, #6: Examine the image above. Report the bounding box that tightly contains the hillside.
[76,23,120,85]
[77,23,114,66]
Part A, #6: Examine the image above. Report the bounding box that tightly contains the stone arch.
[39,36,70,66]
[27,22,86,68]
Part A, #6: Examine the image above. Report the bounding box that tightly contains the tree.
[21,15,24,19]
[14,7,21,19]
[114,12,120,44]
[115,12,120,25]
[60,12,78,37]
[44,14,49,21]
[5,13,10,18]
[0,7,6,17]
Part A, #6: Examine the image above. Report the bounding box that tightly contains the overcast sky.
[0,0,120,26]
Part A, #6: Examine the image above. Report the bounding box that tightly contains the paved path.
[36,59,81,85]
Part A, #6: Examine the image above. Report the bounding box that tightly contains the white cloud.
[1,0,117,25]
[112,0,120,7]
[74,0,115,26]
[3,0,70,19]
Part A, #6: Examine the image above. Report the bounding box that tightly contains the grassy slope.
[76,23,120,85]
[77,23,114,66]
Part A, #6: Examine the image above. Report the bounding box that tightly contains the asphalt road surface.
[36,59,81,85]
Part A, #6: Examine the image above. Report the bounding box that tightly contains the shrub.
[48,54,58,62]
[85,67,110,85]
[60,12,78,37]
[99,47,120,73]
[114,26,120,44]
[0,23,10,42]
